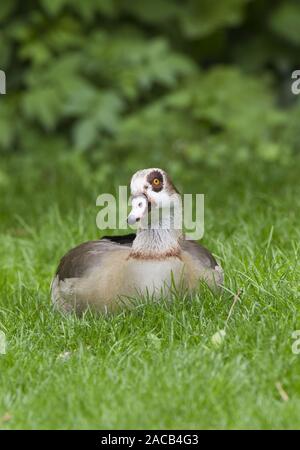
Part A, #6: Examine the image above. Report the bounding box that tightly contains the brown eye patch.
[147,170,164,192]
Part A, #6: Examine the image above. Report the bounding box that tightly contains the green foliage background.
[1,0,300,182]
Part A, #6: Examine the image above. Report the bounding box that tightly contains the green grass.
[0,153,300,429]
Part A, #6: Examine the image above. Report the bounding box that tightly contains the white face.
[130,169,168,206]
[127,168,180,226]
[127,194,148,225]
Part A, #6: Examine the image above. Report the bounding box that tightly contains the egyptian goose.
[51,168,223,313]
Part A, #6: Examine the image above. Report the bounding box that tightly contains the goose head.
[127,168,181,227]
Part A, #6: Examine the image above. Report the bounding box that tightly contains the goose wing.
[181,239,220,269]
[180,239,223,287]
[56,234,135,281]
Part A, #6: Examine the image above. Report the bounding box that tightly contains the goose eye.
[152,178,160,186]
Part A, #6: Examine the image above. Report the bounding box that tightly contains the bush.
[1,0,300,177]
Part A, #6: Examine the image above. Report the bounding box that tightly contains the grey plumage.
[56,236,133,281]
[56,234,220,281]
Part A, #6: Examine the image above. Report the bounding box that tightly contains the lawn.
[0,152,299,429]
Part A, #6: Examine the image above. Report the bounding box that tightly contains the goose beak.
[127,194,148,225]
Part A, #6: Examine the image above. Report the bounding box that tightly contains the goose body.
[51,169,223,314]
